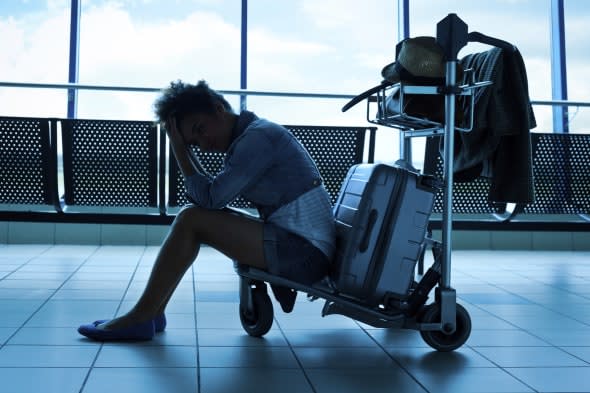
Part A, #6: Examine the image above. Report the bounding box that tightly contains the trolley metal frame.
[234,14,507,352]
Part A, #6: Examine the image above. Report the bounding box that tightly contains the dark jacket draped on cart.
[453,46,536,204]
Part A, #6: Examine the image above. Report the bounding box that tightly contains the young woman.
[78,80,335,340]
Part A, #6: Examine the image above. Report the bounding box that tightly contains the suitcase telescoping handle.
[359,209,378,252]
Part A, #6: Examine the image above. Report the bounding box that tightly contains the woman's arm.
[185,145,212,179]
[165,117,208,178]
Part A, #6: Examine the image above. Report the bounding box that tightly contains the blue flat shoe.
[154,314,166,332]
[78,319,155,341]
[92,314,166,333]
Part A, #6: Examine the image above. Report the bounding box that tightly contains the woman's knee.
[172,205,205,232]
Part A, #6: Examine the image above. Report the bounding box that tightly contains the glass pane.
[0,1,70,117]
[564,1,590,134]
[77,0,241,120]
[247,0,399,162]
[248,1,397,95]
[75,88,240,122]
[75,90,160,121]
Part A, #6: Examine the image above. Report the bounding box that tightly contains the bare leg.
[153,280,179,317]
[102,205,266,329]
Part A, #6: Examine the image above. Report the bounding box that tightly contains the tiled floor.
[0,244,589,393]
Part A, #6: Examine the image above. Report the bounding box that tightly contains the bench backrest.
[423,136,504,215]
[524,132,590,215]
[0,116,59,212]
[423,132,590,216]
[61,119,159,212]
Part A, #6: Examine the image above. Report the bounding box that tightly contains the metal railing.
[2,81,590,106]
[0,81,357,100]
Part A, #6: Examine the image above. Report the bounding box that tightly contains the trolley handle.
[467,31,516,52]
[342,81,393,113]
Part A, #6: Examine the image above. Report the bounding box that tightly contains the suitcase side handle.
[359,209,378,252]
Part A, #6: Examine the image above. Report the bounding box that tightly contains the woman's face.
[179,105,230,153]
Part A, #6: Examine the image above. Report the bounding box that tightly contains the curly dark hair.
[153,80,233,123]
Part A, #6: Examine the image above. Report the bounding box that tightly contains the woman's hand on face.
[165,116,184,145]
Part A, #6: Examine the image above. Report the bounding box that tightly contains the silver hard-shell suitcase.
[332,163,438,305]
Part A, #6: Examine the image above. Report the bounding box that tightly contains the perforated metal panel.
[424,136,504,214]
[289,126,367,204]
[424,133,590,216]
[524,133,590,214]
[168,149,241,208]
[0,117,57,206]
[61,119,158,208]
[168,125,369,208]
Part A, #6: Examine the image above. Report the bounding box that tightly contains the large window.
[0,0,587,135]
[0,1,70,117]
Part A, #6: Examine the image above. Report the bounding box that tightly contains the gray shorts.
[263,223,331,285]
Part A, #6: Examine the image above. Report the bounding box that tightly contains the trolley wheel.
[419,303,471,352]
[239,289,274,337]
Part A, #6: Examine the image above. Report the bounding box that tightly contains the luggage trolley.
[234,14,503,352]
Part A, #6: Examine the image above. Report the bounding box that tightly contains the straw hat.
[382,36,448,84]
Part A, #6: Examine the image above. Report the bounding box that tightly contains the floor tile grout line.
[0,244,54,281]
[549,347,590,367]
[464,279,590,330]
[460,297,590,368]
[463,283,590,389]
[433,258,590,328]
[3,247,588,392]
[274,309,318,393]
[489,272,590,304]
[357,322,432,393]
[0,244,105,393]
[467,346,540,393]
[77,313,119,387]
[77,245,148,393]
[191,265,201,393]
[107,246,150,322]
[457,261,590,296]
[459,260,590,371]
[470,341,590,393]
[0,244,101,351]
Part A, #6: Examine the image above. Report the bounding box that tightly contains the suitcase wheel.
[419,303,471,352]
[239,287,274,337]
